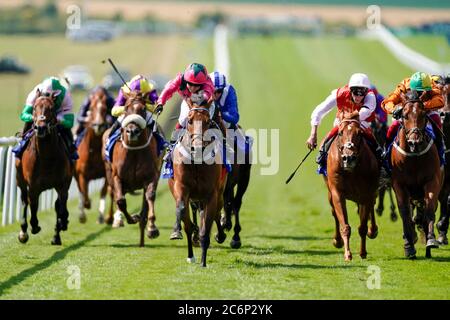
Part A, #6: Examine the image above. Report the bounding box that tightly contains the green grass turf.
[399,35,450,65]
[0,34,449,299]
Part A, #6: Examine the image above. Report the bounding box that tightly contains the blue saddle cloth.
[75,128,86,148]
[104,124,168,163]
[12,130,34,158]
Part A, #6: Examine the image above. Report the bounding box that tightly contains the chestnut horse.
[168,99,227,267]
[391,90,443,259]
[102,91,164,247]
[325,111,379,261]
[16,90,73,245]
[437,77,450,245]
[74,88,112,224]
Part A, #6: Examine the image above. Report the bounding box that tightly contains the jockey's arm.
[157,73,182,107]
[221,86,240,126]
[381,81,407,114]
[307,90,337,149]
[57,92,75,129]
[20,86,39,123]
[359,92,376,123]
[423,89,444,111]
[76,97,91,123]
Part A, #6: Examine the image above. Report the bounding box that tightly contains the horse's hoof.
[147,228,160,239]
[18,231,29,244]
[426,239,439,249]
[127,215,140,224]
[404,246,416,259]
[170,230,183,240]
[360,252,367,259]
[97,215,105,225]
[390,212,398,222]
[436,220,445,231]
[230,239,241,249]
[192,233,200,247]
[79,213,87,224]
[186,256,196,264]
[112,218,125,228]
[376,207,383,216]
[333,238,344,248]
[105,216,114,225]
[51,236,62,246]
[368,228,378,239]
[31,226,41,235]
[344,253,352,261]
[425,247,432,259]
[215,233,226,244]
[437,234,448,245]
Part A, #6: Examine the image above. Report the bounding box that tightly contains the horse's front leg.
[170,181,187,240]
[221,180,234,231]
[328,189,343,249]
[330,187,352,261]
[18,183,29,243]
[214,193,227,245]
[393,184,416,259]
[145,180,160,239]
[75,173,90,224]
[52,185,69,245]
[28,190,41,235]
[376,186,385,216]
[200,193,218,267]
[358,204,370,259]
[96,179,108,224]
[388,187,398,222]
[113,175,138,225]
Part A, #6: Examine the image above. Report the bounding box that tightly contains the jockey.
[18,76,77,159]
[370,84,387,126]
[209,71,239,129]
[306,73,382,172]
[74,86,115,139]
[108,74,159,136]
[155,62,215,143]
[381,72,444,152]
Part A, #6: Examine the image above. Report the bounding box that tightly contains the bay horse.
[168,98,227,267]
[325,111,379,261]
[437,76,450,245]
[390,90,443,259]
[16,89,73,245]
[220,126,252,249]
[74,88,112,224]
[371,118,398,222]
[102,91,164,247]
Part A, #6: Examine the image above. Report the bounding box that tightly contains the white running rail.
[214,24,230,79]
[371,24,450,75]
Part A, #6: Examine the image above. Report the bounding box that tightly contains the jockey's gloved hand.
[155,104,163,115]
[392,106,403,120]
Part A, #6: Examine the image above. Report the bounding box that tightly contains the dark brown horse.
[325,111,379,261]
[102,91,164,247]
[168,98,227,267]
[437,77,450,245]
[16,90,73,245]
[220,127,252,249]
[391,90,443,259]
[74,88,112,224]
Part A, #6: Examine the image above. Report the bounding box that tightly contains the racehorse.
[437,76,450,245]
[168,98,227,267]
[74,88,112,224]
[102,91,164,247]
[371,118,398,222]
[325,111,379,261]
[390,90,443,259]
[16,90,73,245]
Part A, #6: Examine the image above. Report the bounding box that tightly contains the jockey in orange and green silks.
[16,76,78,160]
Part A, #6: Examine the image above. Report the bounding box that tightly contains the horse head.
[87,87,109,136]
[400,90,427,153]
[185,97,215,159]
[122,91,148,143]
[337,110,363,171]
[33,89,58,138]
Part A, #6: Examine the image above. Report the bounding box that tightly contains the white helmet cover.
[348,73,371,89]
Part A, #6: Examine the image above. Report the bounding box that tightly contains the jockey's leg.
[428,111,444,161]
[385,120,401,147]
[362,128,384,161]
[58,126,78,160]
[316,126,339,165]
[108,120,121,138]
[170,122,184,144]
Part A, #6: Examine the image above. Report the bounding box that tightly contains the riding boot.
[59,126,78,160]
[170,127,183,144]
[316,135,336,166]
[108,121,121,138]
